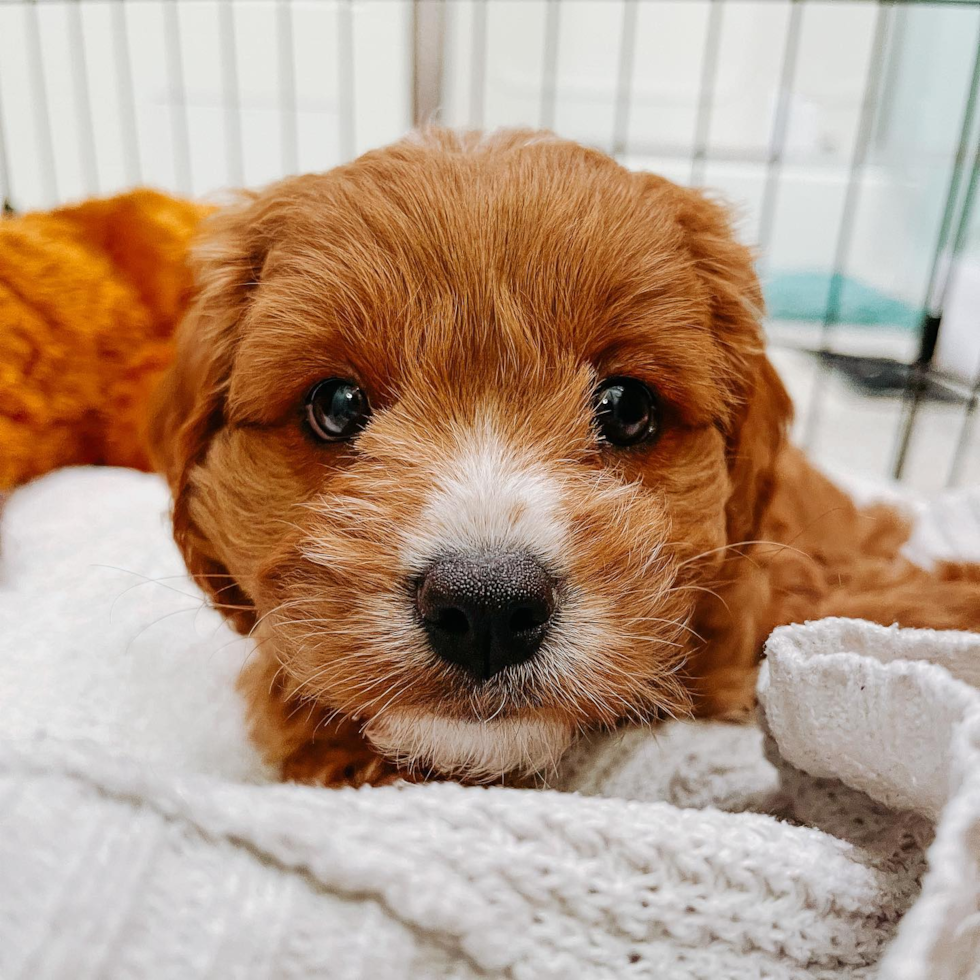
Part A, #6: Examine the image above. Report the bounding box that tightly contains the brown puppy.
[150,129,980,786]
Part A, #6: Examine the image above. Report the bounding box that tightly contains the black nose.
[416,551,559,680]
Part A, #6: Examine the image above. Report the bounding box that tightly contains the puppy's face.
[152,130,789,780]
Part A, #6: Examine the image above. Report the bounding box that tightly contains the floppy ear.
[723,354,793,544]
[667,182,793,544]
[147,193,266,632]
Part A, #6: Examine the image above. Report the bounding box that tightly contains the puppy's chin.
[362,710,573,782]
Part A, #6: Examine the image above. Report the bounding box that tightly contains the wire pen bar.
[0,75,10,207]
[943,132,980,485]
[218,0,243,186]
[24,0,58,203]
[820,1,893,338]
[68,0,99,195]
[276,0,298,176]
[162,0,191,194]
[540,0,560,132]
[950,368,980,487]
[892,16,980,479]
[611,0,638,156]
[412,0,445,127]
[801,1,893,448]
[111,0,142,185]
[755,0,804,273]
[689,0,723,188]
[337,0,355,162]
[469,0,488,131]
[915,22,980,324]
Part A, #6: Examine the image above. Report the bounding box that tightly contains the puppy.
[150,129,980,786]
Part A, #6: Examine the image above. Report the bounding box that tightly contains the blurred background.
[1,0,978,491]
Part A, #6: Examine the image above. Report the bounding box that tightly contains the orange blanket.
[0,191,210,490]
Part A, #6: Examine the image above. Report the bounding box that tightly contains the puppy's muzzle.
[416,551,559,681]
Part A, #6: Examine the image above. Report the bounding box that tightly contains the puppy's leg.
[239,653,405,787]
[279,717,404,788]
[816,558,980,634]
[760,455,980,634]
[690,448,980,718]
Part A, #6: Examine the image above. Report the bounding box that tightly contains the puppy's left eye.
[593,377,659,447]
[305,378,371,441]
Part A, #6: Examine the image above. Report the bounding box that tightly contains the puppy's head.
[151,129,790,780]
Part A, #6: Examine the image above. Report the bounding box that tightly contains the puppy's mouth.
[362,709,573,782]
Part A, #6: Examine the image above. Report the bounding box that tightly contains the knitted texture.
[0,191,209,490]
[1,468,979,979]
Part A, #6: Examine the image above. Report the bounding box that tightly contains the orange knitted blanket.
[0,190,211,490]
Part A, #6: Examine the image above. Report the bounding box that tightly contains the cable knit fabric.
[0,192,209,491]
[1,467,979,979]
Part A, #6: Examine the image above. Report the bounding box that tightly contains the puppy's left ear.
[724,354,793,544]
[659,179,793,543]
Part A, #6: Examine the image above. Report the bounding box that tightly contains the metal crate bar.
[413,0,445,126]
[277,0,298,176]
[469,0,488,130]
[68,0,99,195]
[25,0,58,203]
[0,74,10,206]
[611,0,638,157]
[801,1,893,448]
[756,0,804,273]
[162,0,192,194]
[891,14,980,480]
[910,124,980,485]
[689,0,724,188]
[539,0,560,131]
[218,0,244,186]
[111,0,142,186]
[950,369,980,487]
[337,0,355,161]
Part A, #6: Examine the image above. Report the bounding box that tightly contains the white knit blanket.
[1,468,979,980]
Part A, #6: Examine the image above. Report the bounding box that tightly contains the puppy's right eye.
[305,378,371,441]
[593,377,659,447]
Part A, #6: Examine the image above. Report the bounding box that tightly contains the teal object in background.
[763,271,921,330]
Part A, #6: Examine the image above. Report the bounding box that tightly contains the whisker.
[667,582,731,613]
[94,564,252,625]
[93,564,214,623]
[674,538,812,572]
[627,614,705,644]
[124,605,201,654]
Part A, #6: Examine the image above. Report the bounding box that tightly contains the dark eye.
[305,378,371,441]
[593,377,659,447]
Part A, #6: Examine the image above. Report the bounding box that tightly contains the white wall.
[0,0,412,205]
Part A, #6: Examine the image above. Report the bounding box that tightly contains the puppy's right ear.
[147,193,267,631]
[148,192,266,482]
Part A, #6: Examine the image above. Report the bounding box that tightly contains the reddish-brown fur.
[150,129,980,785]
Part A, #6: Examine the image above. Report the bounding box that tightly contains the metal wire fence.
[1,0,979,489]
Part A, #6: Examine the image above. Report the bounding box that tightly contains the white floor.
[768,323,979,494]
